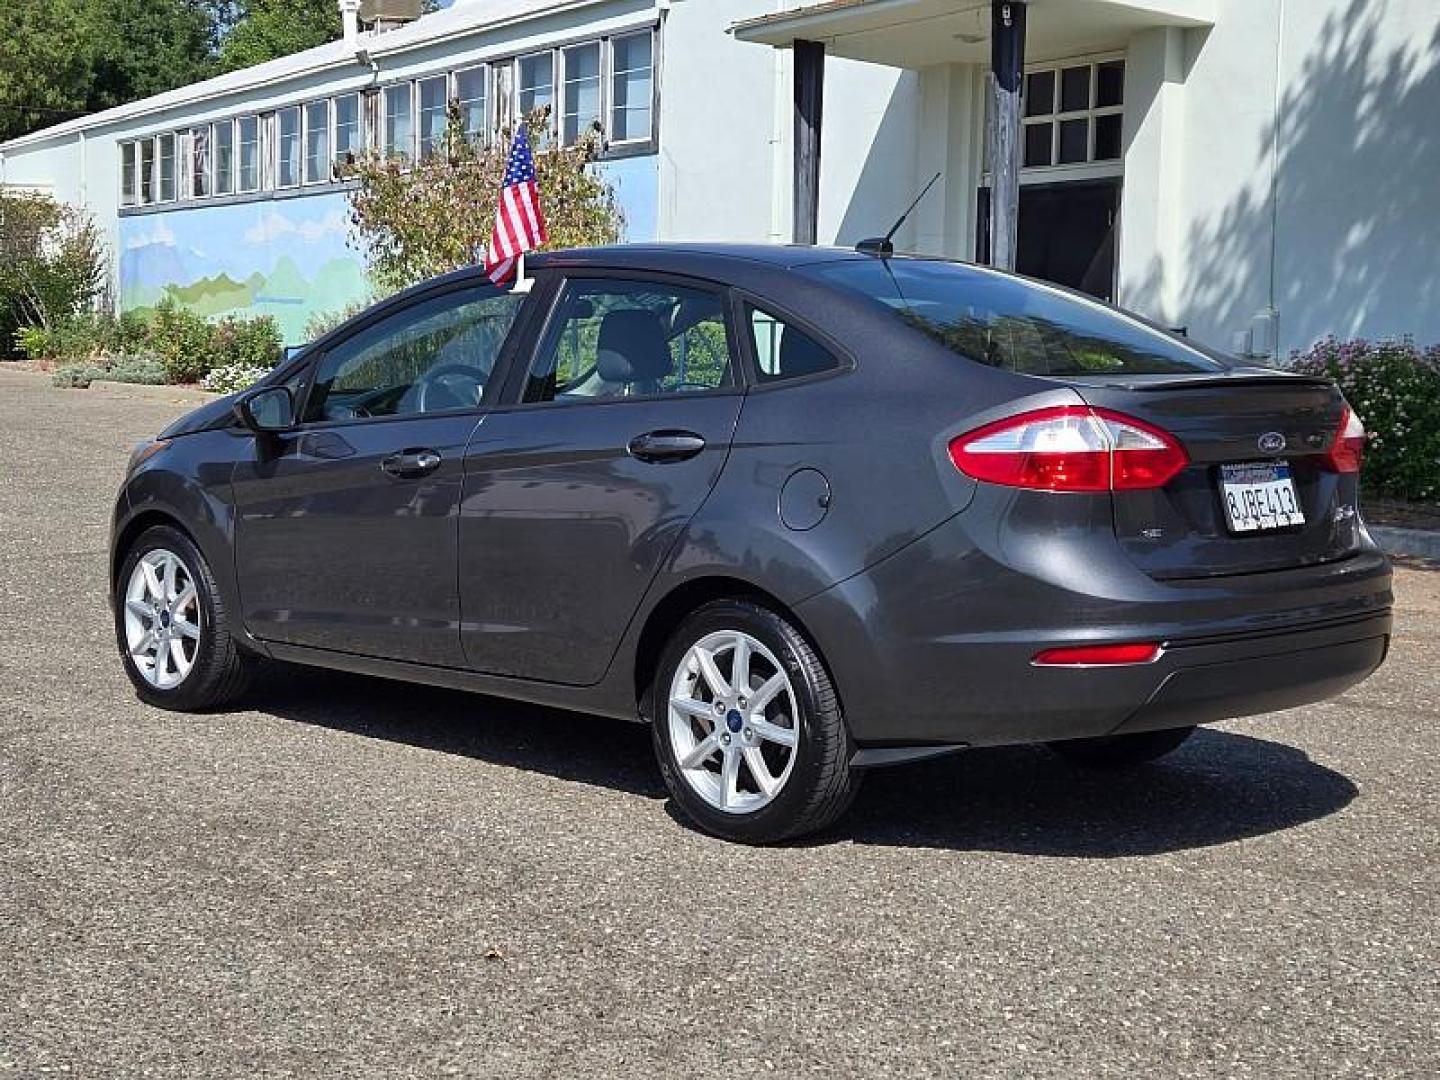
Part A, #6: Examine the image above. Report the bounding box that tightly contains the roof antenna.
[856,172,942,258]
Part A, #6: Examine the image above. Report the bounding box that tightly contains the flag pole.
[513,250,531,293]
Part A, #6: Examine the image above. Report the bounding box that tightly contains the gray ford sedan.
[110,245,1392,843]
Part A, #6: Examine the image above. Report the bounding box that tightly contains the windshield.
[801,259,1226,377]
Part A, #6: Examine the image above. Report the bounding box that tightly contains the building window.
[277,106,302,187]
[215,121,235,195]
[157,134,176,201]
[334,93,362,169]
[562,42,600,145]
[1022,58,1125,169]
[120,143,137,206]
[190,127,210,197]
[456,65,487,146]
[610,31,653,144]
[237,115,260,192]
[418,75,448,160]
[518,51,554,135]
[139,138,156,204]
[383,83,413,163]
[304,101,329,183]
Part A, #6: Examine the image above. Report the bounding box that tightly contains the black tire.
[1047,725,1197,769]
[650,599,859,844]
[114,524,255,711]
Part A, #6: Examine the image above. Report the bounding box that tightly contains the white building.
[2,0,1437,357]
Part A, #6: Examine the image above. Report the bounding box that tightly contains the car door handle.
[628,430,707,463]
[380,448,443,479]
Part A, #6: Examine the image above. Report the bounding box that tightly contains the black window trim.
[488,268,749,414]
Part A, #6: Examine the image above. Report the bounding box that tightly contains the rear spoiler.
[1064,372,1335,393]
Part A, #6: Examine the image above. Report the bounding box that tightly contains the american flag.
[483,124,547,285]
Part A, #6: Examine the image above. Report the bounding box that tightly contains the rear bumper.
[795,511,1393,749]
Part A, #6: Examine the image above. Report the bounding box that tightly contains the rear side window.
[801,259,1226,377]
[524,279,735,405]
[747,306,841,383]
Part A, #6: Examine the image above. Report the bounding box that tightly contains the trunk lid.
[1064,372,1362,579]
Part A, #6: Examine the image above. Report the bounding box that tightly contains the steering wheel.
[414,363,486,413]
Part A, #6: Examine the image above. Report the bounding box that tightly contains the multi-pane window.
[157,134,176,201]
[562,43,600,145]
[139,138,156,204]
[277,106,301,187]
[237,115,260,192]
[304,101,329,183]
[611,31,653,143]
[190,126,210,197]
[1022,58,1124,168]
[418,75,448,160]
[215,120,235,194]
[518,51,554,131]
[456,66,487,146]
[120,142,137,206]
[383,84,413,163]
[334,92,362,168]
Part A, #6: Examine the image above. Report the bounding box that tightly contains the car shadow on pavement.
[835,729,1359,856]
[247,666,1357,857]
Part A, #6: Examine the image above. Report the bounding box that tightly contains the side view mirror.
[234,386,295,434]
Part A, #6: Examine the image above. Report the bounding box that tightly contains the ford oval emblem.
[1258,431,1287,454]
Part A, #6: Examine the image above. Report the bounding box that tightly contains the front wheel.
[651,601,859,844]
[1047,725,1197,769]
[114,525,255,711]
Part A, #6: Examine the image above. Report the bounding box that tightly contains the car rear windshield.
[800,259,1227,376]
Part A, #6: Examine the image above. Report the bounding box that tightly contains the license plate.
[1219,461,1305,533]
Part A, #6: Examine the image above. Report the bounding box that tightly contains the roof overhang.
[731,0,1214,66]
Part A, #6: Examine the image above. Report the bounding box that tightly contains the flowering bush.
[200,362,271,394]
[1290,337,1440,502]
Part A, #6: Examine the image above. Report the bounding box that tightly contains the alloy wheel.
[667,630,800,814]
[122,548,201,690]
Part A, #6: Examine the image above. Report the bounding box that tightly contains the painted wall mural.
[118,154,660,345]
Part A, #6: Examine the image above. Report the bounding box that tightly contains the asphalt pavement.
[0,366,1435,1078]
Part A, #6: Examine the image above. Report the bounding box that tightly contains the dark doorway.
[977,178,1121,301]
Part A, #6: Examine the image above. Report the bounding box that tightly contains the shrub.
[1290,337,1440,502]
[1,192,107,359]
[52,353,168,389]
[200,362,271,394]
[146,299,217,383]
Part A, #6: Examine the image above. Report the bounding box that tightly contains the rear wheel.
[1047,725,1196,769]
[651,600,859,844]
[115,525,255,711]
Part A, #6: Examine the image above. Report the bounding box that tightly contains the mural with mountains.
[119,192,371,344]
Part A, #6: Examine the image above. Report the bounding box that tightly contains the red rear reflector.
[948,406,1188,492]
[1032,643,1163,667]
[1321,404,1366,474]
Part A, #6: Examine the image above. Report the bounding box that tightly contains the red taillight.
[1032,643,1163,667]
[948,406,1188,492]
[1322,404,1366,474]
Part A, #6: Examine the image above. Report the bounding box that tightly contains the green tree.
[347,108,624,292]
[87,0,215,113]
[216,0,340,73]
[0,192,108,359]
[0,0,94,142]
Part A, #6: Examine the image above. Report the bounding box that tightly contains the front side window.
[305,290,524,422]
[215,121,235,195]
[157,133,176,201]
[562,43,600,145]
[120,143,137,206]
[801,259,1224,376]
[383,84,413,163]
[277,106,301,187]
[139,138,155,204]
[304,101,329,182]
[518,52,554,133]
[334,93,362,168]
[746,307,840,383]
[524,279,734,405]
[237,115,260,192]
[456,66,487,146]
[611,31,653,143]
[418,75,448,160]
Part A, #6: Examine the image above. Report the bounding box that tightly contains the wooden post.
[988,1,1026,270]
[793,39,825,246]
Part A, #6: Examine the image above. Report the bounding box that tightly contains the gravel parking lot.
[1,366,1436,1078]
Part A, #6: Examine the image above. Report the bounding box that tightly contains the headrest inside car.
[596,309,673,384]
